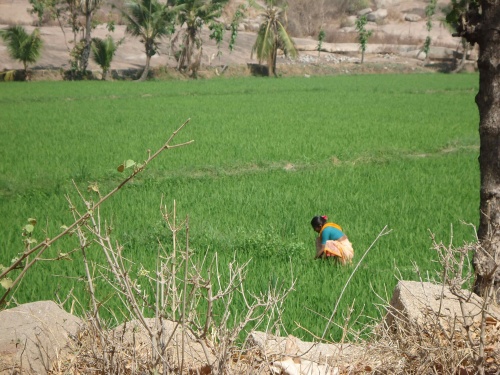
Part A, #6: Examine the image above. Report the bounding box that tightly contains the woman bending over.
[311,215,354,264]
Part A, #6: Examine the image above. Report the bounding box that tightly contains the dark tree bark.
[139,54,151,81]
[453,1,500,301]
[80,9,93,73]
[79,0,101,73]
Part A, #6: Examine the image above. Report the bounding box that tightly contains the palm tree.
[251,1,297,77]
[171,0,228,77]
[122,0,175,81]
[0,25,43,80]
[91,36,121,80]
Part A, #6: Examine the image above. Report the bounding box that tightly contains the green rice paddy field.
[0,73,480,341]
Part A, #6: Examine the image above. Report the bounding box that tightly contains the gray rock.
[401,46,455,60]
[384,280,500,329]
[374,0,403,7]
[339,26,356,33]
[248,331,363,364]
[244,22,261,32]
[0,301,83,374]
[404,13,422,22]
[367,9,388,22]
[345,15,358,26]
[357,8,373,17]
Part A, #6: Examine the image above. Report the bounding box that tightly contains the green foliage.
[444,0,479,32]
[229,4,246,52]
[232,228,307,261]
[208,21,224,60]
[425,0,437,32]
[317,28,325,56]
[422,0,437,59]
[355,15,372,64]
[172,0,229,75]
[0,26,43,73]
[91,35,122,79]
[28,0,104,74]
[0,74,480,340]
[28,0,55,25]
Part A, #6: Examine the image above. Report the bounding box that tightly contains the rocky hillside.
[0,0,468,76]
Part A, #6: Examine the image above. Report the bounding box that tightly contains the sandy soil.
[0,0,466,78]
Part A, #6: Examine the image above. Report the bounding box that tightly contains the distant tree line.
[0,0,395,80]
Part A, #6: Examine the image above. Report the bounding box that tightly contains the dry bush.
[324,28,357,44]
[365,230,500,375]
[49,199,294,374]
[373,296,500,374]
[1,120,295,374]
[45,146,293,374]
[386,7,403,22]
[285,0,371,38]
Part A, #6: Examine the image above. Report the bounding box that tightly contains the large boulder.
[248,331,404,373]
[357,8,373,17]
[404,13,422,22]
[0,301,83,374]
[385,280,500,329]
[383,280,500,373]
[367,9,388,22]
[373,0,404,7]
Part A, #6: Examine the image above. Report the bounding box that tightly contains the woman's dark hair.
[311,215,327,229]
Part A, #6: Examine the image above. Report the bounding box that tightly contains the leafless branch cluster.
[0,119,295,374]
[49,195,294,374]
[368,231,500,375]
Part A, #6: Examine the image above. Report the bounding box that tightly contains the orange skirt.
[316,237,354,265]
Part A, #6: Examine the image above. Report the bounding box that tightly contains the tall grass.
[0,73,479,340]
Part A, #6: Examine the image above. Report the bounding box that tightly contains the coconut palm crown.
[122,0,175,81]
[0,25,43,77]
[251,2,297,77]
[91,36,122,80]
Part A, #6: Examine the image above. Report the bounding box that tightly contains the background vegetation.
[0,72,479,341]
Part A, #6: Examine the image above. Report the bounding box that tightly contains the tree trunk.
[80,3,93,73]
[177,31,190,71]
[139,54,151,81]
[461,2,500,302]
[453,39,468,73]
[270,41,277,77]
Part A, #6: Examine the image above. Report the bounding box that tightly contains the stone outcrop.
[2,281,498,374]
[0,301,83,374]
[381,281,500,374]
[385,280,500,331]
[405,13,422,22]
[366,9,388,22]
[250,281,500,374]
